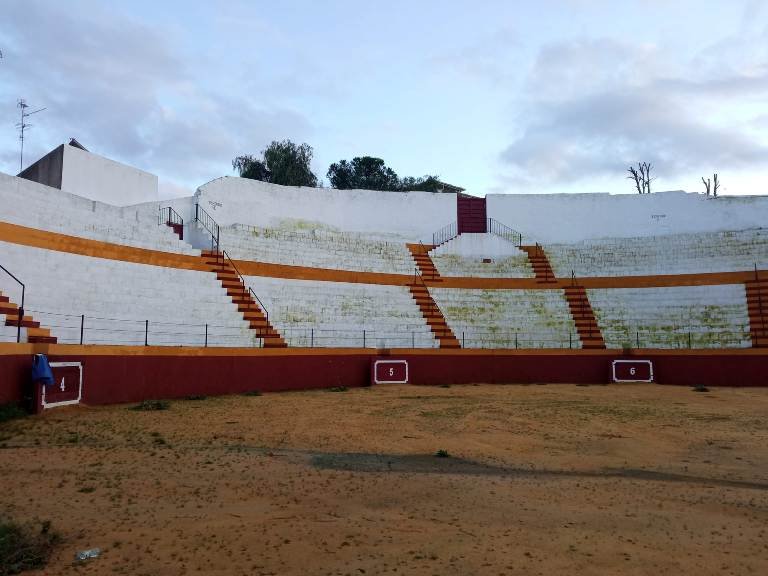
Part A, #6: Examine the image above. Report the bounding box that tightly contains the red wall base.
[1,350,767,407]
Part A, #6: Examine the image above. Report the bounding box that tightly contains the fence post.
[311,328,314,347]
[569,331,572,349]
[204,324,208,348]
[145,320,149,346]
[636,331,640,348]
[363,329,366,348]
[16,306,23,344]
[462,331,465,348]
[515,332,518,349]
[412,331,414,348]
[80,314,85,345]
[688,330,692,349]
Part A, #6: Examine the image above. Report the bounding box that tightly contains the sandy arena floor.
[1,383,767,575]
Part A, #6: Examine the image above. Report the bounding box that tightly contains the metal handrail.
[159,206,184,227]
[219,250,270,322]
[0,263,25,343]
[432,221,457,247]
[412,266,449,322]
[487,217,522,247]
[195,203,220,252]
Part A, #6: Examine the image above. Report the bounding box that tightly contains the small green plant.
[435,449,450,458]
[0,516,59,575]
[329,386,348,393]
[242,390,262,397]
[439,384,451,388]
[185,395,207,401]
[77,486,95,494]
[693,385,709,393]
[621,343,633,355]
[0,403,26,424]
[130,399,170,411]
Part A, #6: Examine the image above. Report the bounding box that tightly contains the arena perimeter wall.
[1,346,766,406]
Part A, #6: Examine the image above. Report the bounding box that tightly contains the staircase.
[745,277,768,347]
[201,250,287,348]
[563,285,606,349]
[407,280,460,349]
[0,291,57,343]
[520,245,557,284]
[407,243,442,282]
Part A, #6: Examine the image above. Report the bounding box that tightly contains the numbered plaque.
[612,360,653,383]
[372,360,409,384]
[42,362,83,408]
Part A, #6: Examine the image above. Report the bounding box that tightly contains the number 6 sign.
[612,360,653,383]
[372,360,409,384]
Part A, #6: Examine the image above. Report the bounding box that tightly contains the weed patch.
[130,400,170,411]
[0,404,26,425]
[0,517,59,575]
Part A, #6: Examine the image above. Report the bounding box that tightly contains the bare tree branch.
[627,166,643,194]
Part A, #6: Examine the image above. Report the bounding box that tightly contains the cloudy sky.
[1,0,767,198]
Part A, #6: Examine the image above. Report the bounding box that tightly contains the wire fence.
[0,307,755,349]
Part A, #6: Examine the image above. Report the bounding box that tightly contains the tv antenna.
[16,99,46,172]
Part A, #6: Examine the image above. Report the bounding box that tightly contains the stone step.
[6,315,40,328]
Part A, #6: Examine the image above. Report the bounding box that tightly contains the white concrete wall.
[196,177,456,242]
[60,144,158,206]
[487,191,768,244]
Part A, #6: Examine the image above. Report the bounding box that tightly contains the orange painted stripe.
[1,342,767,358]
[1,220,765,289]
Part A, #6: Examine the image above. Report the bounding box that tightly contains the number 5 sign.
[372,360,409,384]
[612,360,653,383]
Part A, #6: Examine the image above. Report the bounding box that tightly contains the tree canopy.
[326,156,442,192]
[233,140,318,187]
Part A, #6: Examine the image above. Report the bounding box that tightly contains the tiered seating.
[431,288,578,348]
[0,173,197,254]
[219,224,415,274]
[0,241,256,346]
[587,285,751,349]
[243,276,437,348]
[548,229,768,277]
[430,253,534,278]
[429,233,534,278]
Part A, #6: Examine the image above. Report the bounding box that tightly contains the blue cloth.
[32,354,54,386]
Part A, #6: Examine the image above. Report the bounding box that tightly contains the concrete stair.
[520,245,557,283]
[563,285,606,349]
[745,278,768,347]
[407,243,442,282]
[0,291,57,343]
[408,283,460,348]
[202,250,287,348]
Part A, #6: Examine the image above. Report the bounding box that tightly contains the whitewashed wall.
[195,177,457,241]
[60,145,158,206]
[487,191,768,244]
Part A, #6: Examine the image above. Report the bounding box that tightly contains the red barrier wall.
[1,349,767,407]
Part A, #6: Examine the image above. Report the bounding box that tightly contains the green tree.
[327,156,400,190]
[327,156,441,191]
[399,175,442,192]
[232,140,318,187]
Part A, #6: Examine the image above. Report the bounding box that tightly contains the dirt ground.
[1,383,767,575]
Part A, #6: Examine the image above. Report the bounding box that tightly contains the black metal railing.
[195,203,220,252]
[0,263,24,343]
[432,221,458,247]
[215,250,270,322]
[14,308,264,347]
[487,218,522,247]
[159,206,184,227]
[412,267,450,329]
